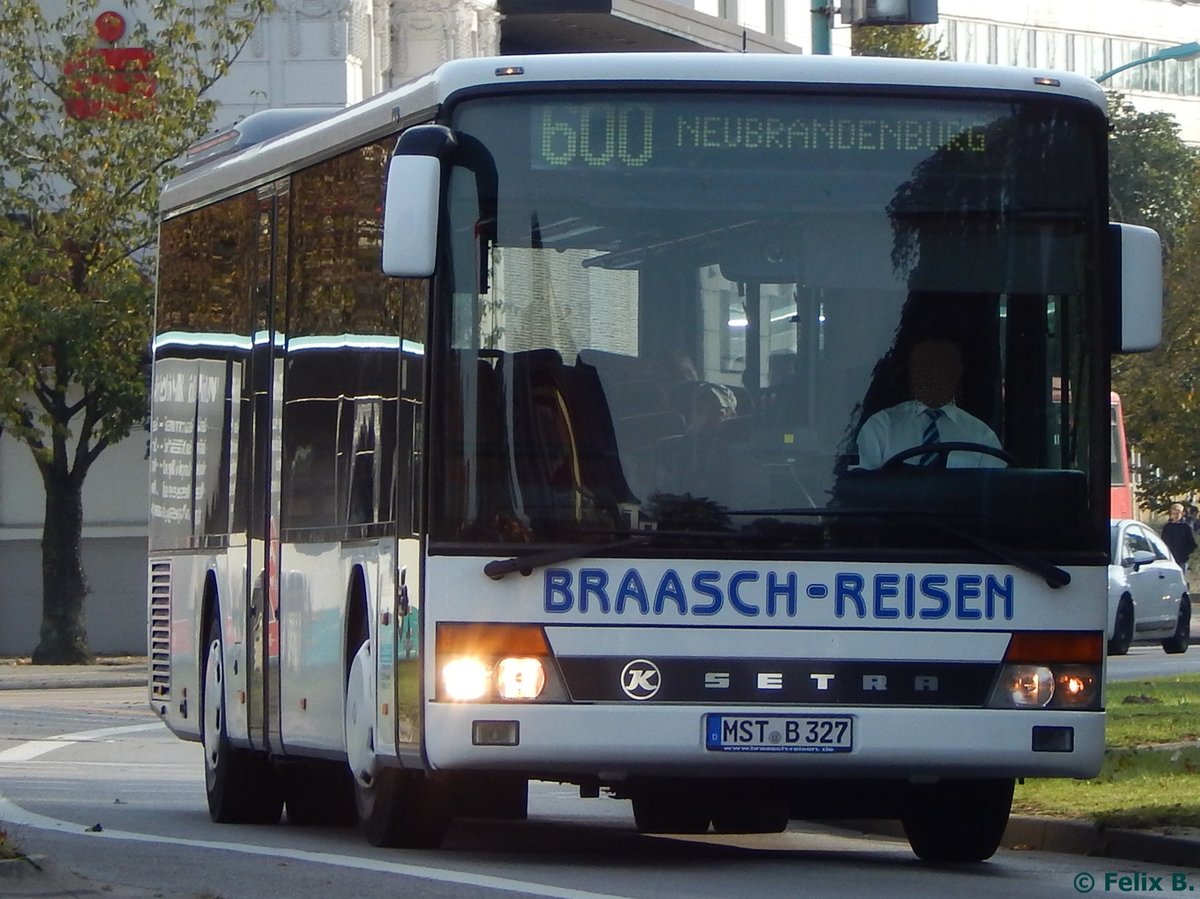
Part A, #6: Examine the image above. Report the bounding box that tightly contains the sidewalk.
[2,657,1199,899]
[0,656,148,691]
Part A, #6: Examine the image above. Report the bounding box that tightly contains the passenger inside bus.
[855,338,1005,469]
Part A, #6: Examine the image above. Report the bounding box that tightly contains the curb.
[0,661,147,692]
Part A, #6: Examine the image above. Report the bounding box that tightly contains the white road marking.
[0,722,164,762]
[0,723,637,899]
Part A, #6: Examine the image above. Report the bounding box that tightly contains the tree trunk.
[32,469,93,664]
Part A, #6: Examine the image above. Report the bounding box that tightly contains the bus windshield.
[432,90,1105,556]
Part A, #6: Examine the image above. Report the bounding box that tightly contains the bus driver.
[856,338,1005,469]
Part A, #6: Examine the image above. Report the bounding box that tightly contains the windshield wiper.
[483,527,744,579]
[484,535,658,579]
[917,518,1071,589]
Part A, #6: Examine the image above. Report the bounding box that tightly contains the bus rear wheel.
[901,778,1013,863]
[344,638,452,848]
[200,607,282,824]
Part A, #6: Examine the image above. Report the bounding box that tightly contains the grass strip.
[1013,673,1200,829]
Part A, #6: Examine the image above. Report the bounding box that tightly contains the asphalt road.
[2,685,1200,899]
[1107,639,1200,681]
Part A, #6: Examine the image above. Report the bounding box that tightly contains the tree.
[1107,94,1200,509]
[1113,192,1200,509]
[0,0,270,662]
[1107,92,1200,250]
[851,24,942,59]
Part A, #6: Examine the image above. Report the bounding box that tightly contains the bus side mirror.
[1114,223,1163,353]
[381,125,457,278]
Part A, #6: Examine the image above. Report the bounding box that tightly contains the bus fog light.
[496,657,545,699]
[995,664,1055,707]
[442,658,490,701]
[473,720,519,746]
[1032,725,1074,752]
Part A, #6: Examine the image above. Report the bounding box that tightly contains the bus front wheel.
[344,638,451,848]
[901,777,1013,863]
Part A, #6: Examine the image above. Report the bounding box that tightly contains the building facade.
[2,0,1195,654]
[693,0,1200,141]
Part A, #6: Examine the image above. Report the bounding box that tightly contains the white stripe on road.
[0,724,637,899]
[0,722,164,762]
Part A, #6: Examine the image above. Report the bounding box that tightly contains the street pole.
[1095,41,1200,83]
[811,0,831,55]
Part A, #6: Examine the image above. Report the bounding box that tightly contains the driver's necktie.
[919,408,943,466]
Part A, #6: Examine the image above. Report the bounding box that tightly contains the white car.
[1108,519,1191,655]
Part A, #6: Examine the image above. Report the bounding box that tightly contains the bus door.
[246,181,287,752]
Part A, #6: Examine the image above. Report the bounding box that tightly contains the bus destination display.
[532,101,994,171]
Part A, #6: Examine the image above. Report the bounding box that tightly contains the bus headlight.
[435,623,565,702]
[986,632,1103,711]
[987,663,1100,709]
[997,665,1055,707]
[442,657,491,701]
[1053,667,1099,707]
[496,658,546,699]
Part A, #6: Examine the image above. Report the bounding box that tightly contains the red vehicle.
[1111,392,1134,519]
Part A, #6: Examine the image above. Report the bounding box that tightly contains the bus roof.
[160,52,1108,217]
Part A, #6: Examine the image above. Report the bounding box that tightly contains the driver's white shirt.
[856,400,1004,470]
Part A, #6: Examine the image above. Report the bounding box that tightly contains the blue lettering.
[654,569,688,615]
[873,574,901,620]
[545,569,573,613]
[919,575,950,619]
[550,567,1013,621]
[986,574,1014,620]
[615,569,649,615]
[579,568,610,613]
[835,573,866,618]
[728,571,760,616]
[956,575,983,620]
[692,571,723,615]
[766,571,798,617]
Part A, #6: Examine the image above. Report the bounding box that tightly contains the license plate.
[705,714,853,753]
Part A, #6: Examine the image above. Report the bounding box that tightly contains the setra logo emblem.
[620,659,661,700]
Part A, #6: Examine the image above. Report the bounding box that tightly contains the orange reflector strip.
[1004,631,1103,664]
[436,622,551,657]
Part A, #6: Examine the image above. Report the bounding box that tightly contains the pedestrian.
[1161,502,1197,571]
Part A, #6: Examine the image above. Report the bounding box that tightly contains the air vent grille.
[148,560,172,700]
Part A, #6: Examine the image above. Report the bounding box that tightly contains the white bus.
[149,52,1163,862]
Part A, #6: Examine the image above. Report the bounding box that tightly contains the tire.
[344,636,451,848]
[631,785,711,834]
[710,798,789,834]
[1108,596,1134,656]
[901,778,1014,863]
[201,606,283,824]
[1162,597,1192,655]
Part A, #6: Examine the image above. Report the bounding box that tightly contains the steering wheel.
[882,441,1017,469]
